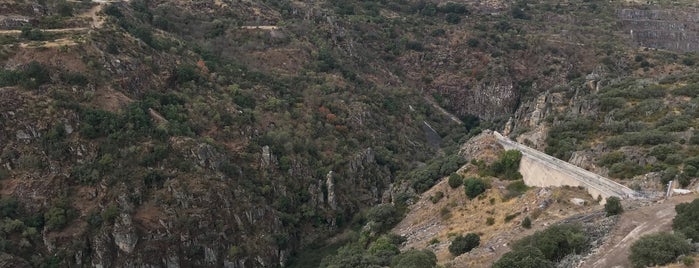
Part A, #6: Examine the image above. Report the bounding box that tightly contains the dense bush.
[522,216,532,229]
[366,204,402,233]
[448,233,479,256]
[673,198,699,241]
[0,61,51,89]
[604,196,623,216]
[629,232,691,268]
[493,246,554,268]
[390,249,437,268]
[464,177,488,199]
[448,173,462,188]
[477,150,523,180]
[410,154,466,193]
[512,224,587,261]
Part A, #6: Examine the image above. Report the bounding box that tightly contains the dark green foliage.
[448,173,462,188]
[512,224,588,261]
[319,234,408,268]
[56,0,73,17]
[493,246,554,268]
[20,25,45,41]
[0,169,9,180]
[174,64,200,84]
[464,177,488,199]
[673,198,699,241]
[478,150,523,180]
[600,84,666,100]
[366,204,402,233]
[445,13,461,24]
[522,216,531,229]
[661,167,679,185]
[316,49,338,72]
[546,117,595,159]
[504,212,521,222]
[60,72,89,86]
[673,83,699,97]
[390,249,437,268]
[448,233,479,256]
[101,205,119,224]
[232,92,256,109]
[0,198,18,218]
[104,4,124,18]
[429,191,444,204]
[0,61,52,89]
[606,131,675,148]
[410,154,466,193]
[44,207,69,231]
[629,232,691,268]
[506,180,529,196]
[608,161,644,179]
[604,196,623,216]
[597,151,625,167]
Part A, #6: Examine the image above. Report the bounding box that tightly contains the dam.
[494,132,640,202]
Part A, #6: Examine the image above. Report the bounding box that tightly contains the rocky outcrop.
[619,8,699,52]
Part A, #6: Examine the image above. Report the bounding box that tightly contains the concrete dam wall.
[494,132,639,202]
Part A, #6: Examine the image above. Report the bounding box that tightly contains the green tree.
[448,233,480,256]
[629,232,691,268]
[464,177,488,199]
[522,216,532,229]
[366,204,402,233]
[493,246,554,268]
[512,224,587,261]
[44,207,68,231]
[390,249,437,268]
[604,196,623,216]
[448,173,462,188]
[673,198,699,241]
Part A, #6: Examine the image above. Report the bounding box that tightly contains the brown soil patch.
[582,194,698,268]
[91,86,133,112]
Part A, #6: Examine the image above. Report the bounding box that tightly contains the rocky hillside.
[1,0,699,267]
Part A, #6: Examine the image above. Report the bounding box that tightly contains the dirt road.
[581,194,697,268]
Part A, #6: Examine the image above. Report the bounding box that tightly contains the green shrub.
[597,151,625,167]
[629,232,691,268]
[673,198,699,241]
[429,191,444,204]
[0,198,18,218]
[604,196,623,216]
[478,150,522,180]
[506,180,529,195]
[44,207,68,231]
[101,205,119,224]
[512,224,587,261]
[522,216,531,229]
[448,173,462,188]
[390,249,437,268]
[504,212,521,223]
[464,177,488,199]
[493,246,554,268]
[486,217,495,225]
[20,25,45,41]
[684,256,695,266]
[448,233,479,256]
[366,204,402,233]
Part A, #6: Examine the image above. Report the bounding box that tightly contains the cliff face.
[619,8,699,52]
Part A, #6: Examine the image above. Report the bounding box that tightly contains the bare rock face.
[619,8,699,52]
[0,253,31,268]
[112,213,138,254]
[326,171,337,211]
